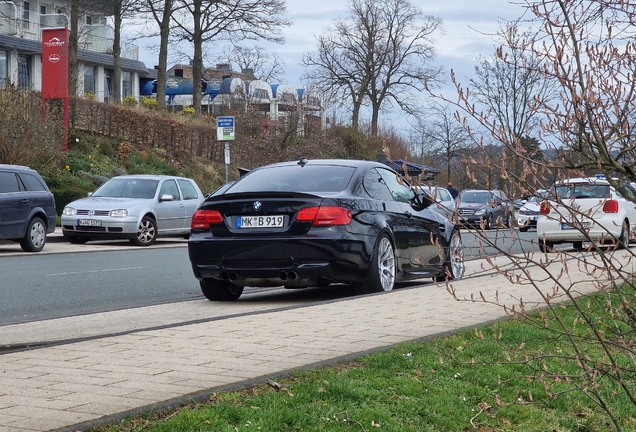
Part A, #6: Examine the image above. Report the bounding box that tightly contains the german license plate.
[78,219,102,227]
[237,215,284,228]
[561,222,590,230]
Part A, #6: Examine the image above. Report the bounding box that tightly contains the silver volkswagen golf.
[61,175,204,246]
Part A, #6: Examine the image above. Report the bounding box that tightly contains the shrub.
[123,96,138,107]
[141,96,160,110]
[182,106,196,116]
[83,92,95,100]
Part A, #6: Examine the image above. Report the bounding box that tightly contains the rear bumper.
[188,231,374,288]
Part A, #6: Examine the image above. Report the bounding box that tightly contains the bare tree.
[139,0,182,109]
[432,2,636,429]
[219,44,286,83]
[303,20,370,131]
[412,102,472,183]
[468,22,555,194]
[108,0,140,103]
[304,0,443,136]
[171,0,291,115]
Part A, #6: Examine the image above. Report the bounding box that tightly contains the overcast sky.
[131,1,528,125]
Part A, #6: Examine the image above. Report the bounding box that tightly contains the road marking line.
[47,267,148,276]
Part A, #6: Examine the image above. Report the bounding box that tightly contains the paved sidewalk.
[0,254,627,432]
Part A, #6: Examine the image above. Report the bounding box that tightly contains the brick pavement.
[0,252,630,432]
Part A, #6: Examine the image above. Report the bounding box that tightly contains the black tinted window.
[377,168,415,203]
[363,168,393,201]
[0,172,22,193]
[19,173,46,191]
[229,165,355,193]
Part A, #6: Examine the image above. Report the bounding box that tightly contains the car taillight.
[603,200,619,213]
[191,209,223,228]
[297,206,352,226]
[540,201,550,215]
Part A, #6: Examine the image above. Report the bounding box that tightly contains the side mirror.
[159,194,174,202]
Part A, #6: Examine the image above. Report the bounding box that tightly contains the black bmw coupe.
[188,158,464,301]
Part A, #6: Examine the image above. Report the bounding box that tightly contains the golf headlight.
[474,209,485,216]
[63,207,76,216]
[110,209,129,217]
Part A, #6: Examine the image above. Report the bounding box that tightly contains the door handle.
[22,199,30,204]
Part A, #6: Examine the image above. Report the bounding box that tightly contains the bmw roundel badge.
[253,201,262,211]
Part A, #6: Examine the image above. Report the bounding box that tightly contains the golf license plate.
[78,219,102,227]
[237,215,284,228]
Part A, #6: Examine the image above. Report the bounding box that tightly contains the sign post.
[217,116,235,183]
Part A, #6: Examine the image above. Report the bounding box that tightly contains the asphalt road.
[0,228,543,328]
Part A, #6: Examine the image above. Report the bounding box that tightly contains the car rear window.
[18,173,47,191]
[228,165,355,193]
[555,184,610,199]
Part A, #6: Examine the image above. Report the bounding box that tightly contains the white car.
[536,176,636,252]
[415,185,456,219]
[517,196,542,231]
[517,191,547,232]
[61,175,204,246]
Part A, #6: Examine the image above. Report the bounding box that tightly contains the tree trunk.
[155,0,173,109]
[113,1,122,104]
[68,0,79,97]
[191,0,203,115]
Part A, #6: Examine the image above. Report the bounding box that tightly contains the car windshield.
[92,178,159,199]
[460,191,493,204]
[555,184,609,199]
[228,165,356,193]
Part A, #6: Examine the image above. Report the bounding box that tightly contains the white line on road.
[47,267,148,276]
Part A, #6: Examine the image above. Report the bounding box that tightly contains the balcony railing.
[0,11,139,60]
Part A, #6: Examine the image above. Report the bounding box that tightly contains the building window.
[17,55,31,90]
[86,15,92,25]
[22,1,29,29]
[40,4,46,14]
[0,51,7,86]
[104,68,112,102]
[122,71,132,98]
[84,65,96,95]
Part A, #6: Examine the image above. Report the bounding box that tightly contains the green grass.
[93,294,636,432]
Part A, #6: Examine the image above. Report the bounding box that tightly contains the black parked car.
[0,164,56,252]
[456,189,513,229]
[188,158,465,301]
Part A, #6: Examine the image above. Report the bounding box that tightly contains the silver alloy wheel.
[377,236,395,291]
[620,220,629,249]
[137,218,156,244]
[449,231,465,279]
[29,220,46,249]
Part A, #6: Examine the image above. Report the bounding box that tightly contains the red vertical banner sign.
[42,28,69,151]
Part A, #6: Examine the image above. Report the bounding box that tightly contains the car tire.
[131,216,157,246]
[200,279,244,301]
[20,217,46,252]
[355,234,395,294]
[65,235,88,244]
[434,229,464,282]
[505,212,513,228]
[484,214,493,230]
[539,239,555,253]
[572,241,584,250]
[619,220,630,249]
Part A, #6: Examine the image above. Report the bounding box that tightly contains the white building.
[0,0,146,102]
